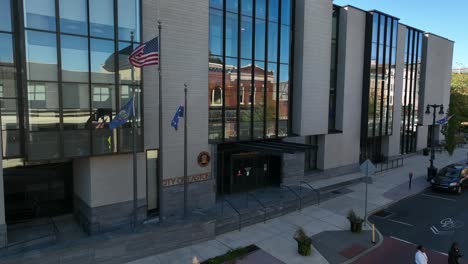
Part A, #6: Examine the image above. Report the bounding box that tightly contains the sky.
[333,0,468,68]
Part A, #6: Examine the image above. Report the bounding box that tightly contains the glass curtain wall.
[361,12,398,161]
[400,28,423,154]
[209,0,292,142]
[0,0,21,158]
[2,0,142,161]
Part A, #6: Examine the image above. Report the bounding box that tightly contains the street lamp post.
[425,104,445,181]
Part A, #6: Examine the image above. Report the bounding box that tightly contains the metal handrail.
[77,210,100,235]
[248,192,268,223]
[6,217,58,249]
[300,181,321,206]
[377,156,404,173]
[222,198,243,231]
[281,184,302,211]
[50,218,59,243]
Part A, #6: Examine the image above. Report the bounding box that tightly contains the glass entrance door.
[229,152,280,193]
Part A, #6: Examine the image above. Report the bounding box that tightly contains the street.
[357,187,468,263]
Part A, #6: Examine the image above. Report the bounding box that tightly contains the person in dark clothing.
[448,242,463,264]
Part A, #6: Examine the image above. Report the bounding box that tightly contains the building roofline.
[424,32,455,43]
[341,5,368,14]
[398,23,424,33]
[337,3,454,43]
[368,9,400,20]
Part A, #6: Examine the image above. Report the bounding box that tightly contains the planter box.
[423,148,430,156]
[295,238,312,256]
[349,221,363,233]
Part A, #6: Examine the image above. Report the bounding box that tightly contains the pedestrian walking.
[415,245,428,264]
[448,242,463,264]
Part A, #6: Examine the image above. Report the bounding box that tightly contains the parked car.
[431,164,468,194]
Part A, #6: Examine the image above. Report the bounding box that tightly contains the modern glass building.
[400,27,423,154]
[208,0,292,142]
[0,0,454,253]
[361,11,398,162]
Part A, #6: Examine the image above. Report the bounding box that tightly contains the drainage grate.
[374,209,393,218]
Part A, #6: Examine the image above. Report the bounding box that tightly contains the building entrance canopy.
[232,141,316,156]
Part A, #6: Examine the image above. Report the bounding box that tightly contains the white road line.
[387,219,414,227]
[390,236,414,245]
[421,193,457,202]
[391,236,449,256]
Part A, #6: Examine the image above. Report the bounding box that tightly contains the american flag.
[129,37,159,68]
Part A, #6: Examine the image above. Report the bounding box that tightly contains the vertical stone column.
[282,153,305,185]
[73,154,147,234]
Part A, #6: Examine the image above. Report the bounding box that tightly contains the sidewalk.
[127,148,468,264]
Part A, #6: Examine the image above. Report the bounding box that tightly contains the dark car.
[431,164,468,194]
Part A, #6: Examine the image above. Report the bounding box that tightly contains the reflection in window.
[93,87,110,102]
[63,130,90,157]
[361,12,398,162]
[118,0,140,42]
[59,0,88,35]
[225,58,238,140]
[28,131,60,160]
[209,9,223,56]
[62,83,90,130]
[91,38,115,83]
[90,0,114,39]
[0,98,18,129]
[119,85,141,127]
[209,56,223,141]
[226,13,238,58]
[28,84,46,102]
[61,35,89,82]
[92,84,115,111]
[26,31,58,81]
[240,86,245,104]
[401,28,423,154]
[24,0,56,31]
[119,42,141,83]
[209,0,291,141]
[0,33,14,63]
[27,82,59,131]
[0,0,12,32]
[241,16,253,59]
[211,86,222,106]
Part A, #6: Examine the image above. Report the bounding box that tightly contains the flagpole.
[183,83,188,218]
[158,21,164,222]
[130,32,138,230]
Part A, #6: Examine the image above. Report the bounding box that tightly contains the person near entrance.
[448,242,463,264]
[415,245,428,264]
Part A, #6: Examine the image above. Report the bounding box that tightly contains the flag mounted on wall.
[171,105,184,130]
[109,97,135,129]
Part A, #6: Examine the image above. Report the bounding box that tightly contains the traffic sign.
[360,159,376,175]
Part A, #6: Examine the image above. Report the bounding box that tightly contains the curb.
[340,227,384,264]
[338,185,431,264]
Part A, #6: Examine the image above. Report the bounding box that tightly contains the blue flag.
[171,105,184,130]
[436,115,454,125]
[109,97,134,129]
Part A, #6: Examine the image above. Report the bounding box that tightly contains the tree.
[443,73,468,155]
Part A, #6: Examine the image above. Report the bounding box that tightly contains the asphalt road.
[369,187,468,258]
[352,236,458,264]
